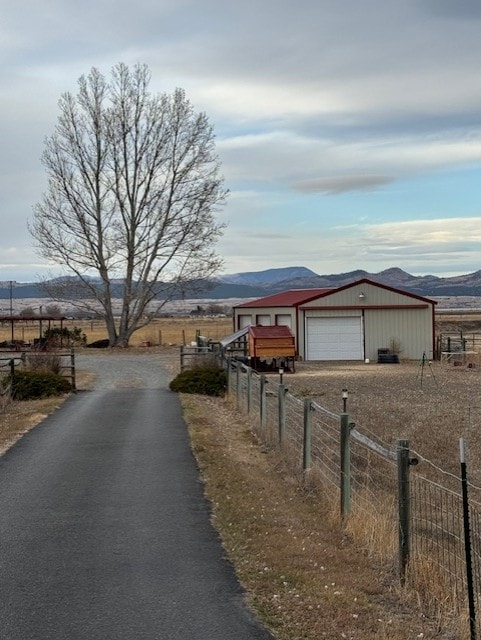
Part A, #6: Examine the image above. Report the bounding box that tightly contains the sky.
[2,0,481,282]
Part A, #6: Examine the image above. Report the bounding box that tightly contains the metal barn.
[233,278,436,362]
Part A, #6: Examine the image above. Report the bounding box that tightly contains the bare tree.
[30,63,226,346]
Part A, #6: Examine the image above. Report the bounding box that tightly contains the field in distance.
[0,316,235,347]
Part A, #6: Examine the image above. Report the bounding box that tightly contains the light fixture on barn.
[359,292,365,300]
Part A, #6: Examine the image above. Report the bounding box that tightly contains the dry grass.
[183,393,443,639]
[286,359,481,489]
[0,316,233,347]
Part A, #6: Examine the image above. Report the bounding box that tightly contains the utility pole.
[9,280,14,342]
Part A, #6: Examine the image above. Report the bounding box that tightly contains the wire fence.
[222,355,481,636]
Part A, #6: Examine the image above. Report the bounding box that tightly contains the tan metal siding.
[235,307,297,336]
[301,282,422,307]
[364,308,433,360]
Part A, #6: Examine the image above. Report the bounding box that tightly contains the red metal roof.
[236,288,332,308]
[249,325,294,338]
[235,279,437,309]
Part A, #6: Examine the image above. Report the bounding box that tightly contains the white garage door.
[306,317,363,360]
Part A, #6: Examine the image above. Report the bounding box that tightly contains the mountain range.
[2,266,481,300]
[218,266,481,298]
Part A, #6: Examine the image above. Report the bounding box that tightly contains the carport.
[0,315,67,349]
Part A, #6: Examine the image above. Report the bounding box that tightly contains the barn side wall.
[364,307,433,360]
[299,282,434,361]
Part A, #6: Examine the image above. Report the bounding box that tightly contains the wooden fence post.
[70,348,76,391]
[303,398,313,471]
[340,413,352,518]
[260,374,267,431]
[236,361,241,409]
[278,384,286,447]
[180,346,185,371]
[246,367,252,414]
[9,358,15,386]
[397,439,411,584]
[226,357,232,396]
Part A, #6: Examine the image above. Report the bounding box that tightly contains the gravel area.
[76,349,179,390]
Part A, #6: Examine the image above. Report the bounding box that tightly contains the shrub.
[169,366,227,396]
[11,370,71,400]
[44,326,87,347]
[26,353,62,374]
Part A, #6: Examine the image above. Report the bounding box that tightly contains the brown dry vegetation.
[0,316,234,348]
[287,359,481,490]
[183,394,443,639]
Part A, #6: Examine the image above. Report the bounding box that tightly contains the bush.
[26,353,62,374]
[43,326,87,347]
[169,366,227,396]
[11,370,71,400]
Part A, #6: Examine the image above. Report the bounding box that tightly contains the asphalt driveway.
[0,354,273,639]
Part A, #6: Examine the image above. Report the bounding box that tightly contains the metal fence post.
[260,375,267,431]
[460,438,477,640]
[303,398,313,471]
[340,413,352,518]
[278,384,286,447]
[397,439,411,584]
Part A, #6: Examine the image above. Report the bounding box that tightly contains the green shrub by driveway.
[10,371,72,400]
[169,367,226,397]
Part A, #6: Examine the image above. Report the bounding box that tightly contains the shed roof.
[236,289,332,308]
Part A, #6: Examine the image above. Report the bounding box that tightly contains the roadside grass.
[182,393,444,640]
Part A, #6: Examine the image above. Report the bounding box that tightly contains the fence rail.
[220,354,481,635]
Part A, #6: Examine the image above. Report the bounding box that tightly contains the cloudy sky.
[2,0,481,281]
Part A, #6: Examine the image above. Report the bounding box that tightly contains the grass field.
[0,316,234,347]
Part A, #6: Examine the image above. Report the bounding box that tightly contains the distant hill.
[4,267,481,300]
[218,266,318,286]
